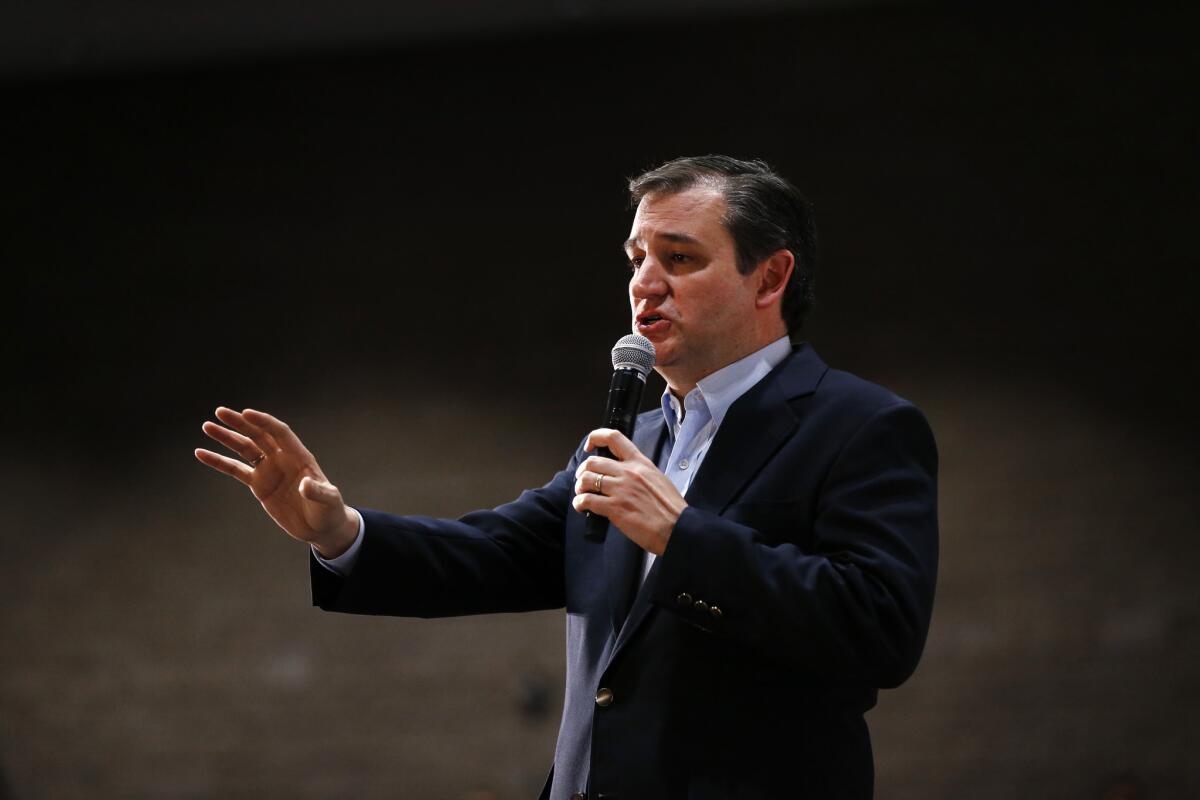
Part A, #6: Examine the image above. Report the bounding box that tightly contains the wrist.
[312,506,359,559]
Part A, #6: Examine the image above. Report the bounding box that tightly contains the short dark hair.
[628,155,817,336]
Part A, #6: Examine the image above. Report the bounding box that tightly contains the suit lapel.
[681,379,798,515]
[685,343,827,515]
[608,344,828,657]
[604,412,668,634]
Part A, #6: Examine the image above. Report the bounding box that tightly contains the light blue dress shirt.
[317,335,794,578]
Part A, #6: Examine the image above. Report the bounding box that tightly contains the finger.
[584,428,643,462]
[575,469,618,495]
[572,491,613,516]
[215,406,279,454]
[195,448,254,485]
[243,409,311,456]
[574,470,602,496]
[202,421,261,462]
[299,475,341,507]
[575,455,620,479]
[583,428,616,453]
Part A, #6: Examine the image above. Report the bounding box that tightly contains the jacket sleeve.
[648,401,939,688]
[311,455,579,618]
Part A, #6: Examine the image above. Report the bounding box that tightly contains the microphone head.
[611,334,656,376]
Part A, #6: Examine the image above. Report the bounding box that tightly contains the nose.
[629,256,668,303]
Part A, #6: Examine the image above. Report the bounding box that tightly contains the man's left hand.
[572,428,687,556]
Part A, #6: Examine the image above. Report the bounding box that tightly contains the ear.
[754,249,794,310]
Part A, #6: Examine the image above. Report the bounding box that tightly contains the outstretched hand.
[571,428,687,556]
[195,407,358,558]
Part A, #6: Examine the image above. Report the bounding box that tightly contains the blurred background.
[3,1,1198,797]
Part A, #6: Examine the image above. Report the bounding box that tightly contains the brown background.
[3,2,1198,797]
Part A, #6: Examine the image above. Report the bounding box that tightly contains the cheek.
[696,285,749,328]
[691,281,731,315]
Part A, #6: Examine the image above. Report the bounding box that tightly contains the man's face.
[625,186,762,389]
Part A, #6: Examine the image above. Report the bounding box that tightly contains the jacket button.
[570,793,587,800]
[694,599,709,613]
[710,605,723,619]
[676,592,692,607]
[595,687,614,707]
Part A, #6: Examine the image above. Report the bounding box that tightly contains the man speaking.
[196,155,939,799]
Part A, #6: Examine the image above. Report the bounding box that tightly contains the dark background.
[3,1,1198,798]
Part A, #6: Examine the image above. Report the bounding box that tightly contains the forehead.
[626,186,729,248]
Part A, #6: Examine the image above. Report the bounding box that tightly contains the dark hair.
[628,155,817,336]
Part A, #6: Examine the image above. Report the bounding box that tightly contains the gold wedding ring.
[249,453,265,467]
[594,474,605,494]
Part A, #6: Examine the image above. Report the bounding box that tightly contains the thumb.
[299,475,341,506]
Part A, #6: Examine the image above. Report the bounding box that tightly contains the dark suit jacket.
[311,343,939,799]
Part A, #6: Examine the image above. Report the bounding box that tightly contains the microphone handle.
[583,367,646,543]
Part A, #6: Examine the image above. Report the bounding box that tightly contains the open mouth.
[637,313,669,335]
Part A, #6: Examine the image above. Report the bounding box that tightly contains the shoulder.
[818,366,916,417]
[781,343,920,417]
[782,345,934,449]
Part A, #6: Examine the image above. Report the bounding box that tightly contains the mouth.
[636,312,670,337]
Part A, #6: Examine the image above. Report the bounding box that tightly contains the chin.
[651,345,677,367]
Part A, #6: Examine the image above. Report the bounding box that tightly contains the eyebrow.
[622,231,701,252]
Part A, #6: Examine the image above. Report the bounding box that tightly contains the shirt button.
[676,592,693,607]
[570,793,587,800]
[595,688,614,707]
[678,458,690,470]
[709,605,723,619]
[694,599,709,613]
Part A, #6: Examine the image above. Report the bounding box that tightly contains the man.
[196,155,939,799]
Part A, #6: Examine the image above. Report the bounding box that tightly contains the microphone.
[584,333,656,543]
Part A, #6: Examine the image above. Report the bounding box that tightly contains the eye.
[670,252,691,263]
[628,255,644,271]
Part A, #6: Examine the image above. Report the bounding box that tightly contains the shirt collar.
[660,335,793,432]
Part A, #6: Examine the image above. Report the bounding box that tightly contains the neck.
[661,359,720,399]
[665,380,696,401]
[661,327,789,399]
